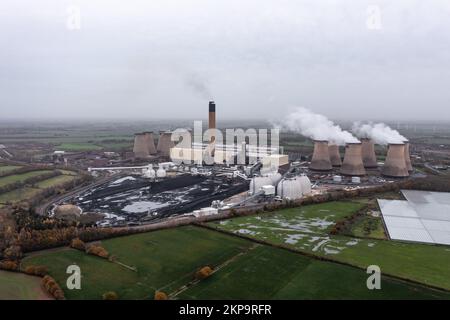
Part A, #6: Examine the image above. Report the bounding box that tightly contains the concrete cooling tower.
[133,133,150,159]
[157,132,175,157]
[404,141,413,172]
[144,132,157,155]
[309,140,332,171]
[382,143,409,178]
[361,138,378,168]
[340,143,366,176]
[328,144,342,167]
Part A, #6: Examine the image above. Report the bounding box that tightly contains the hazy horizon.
[1,1,450,121]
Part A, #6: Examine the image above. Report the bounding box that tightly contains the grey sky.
[1,0,449,121]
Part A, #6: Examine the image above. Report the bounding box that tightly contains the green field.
[0,170,78,204]
[0,187,41,204]
[209,201,450,291]
[349,215,386,239]
[0,270,51,300]
[179,245,449,300]
[55,143,103,152]
[34,175,76,188]
[0,170,53,187]
[21,225,450,300]
[22,226,253,299]
[0,165,22,174]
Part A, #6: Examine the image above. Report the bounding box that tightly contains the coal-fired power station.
[340,143,366,176]
[382,143,409,177]
[361,138,378,168]
[328,144,342,167]
[309,140,332,171]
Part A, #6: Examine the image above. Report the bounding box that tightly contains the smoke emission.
[352,122,407,145]
[282,107,359,145]
[184,73,212,100]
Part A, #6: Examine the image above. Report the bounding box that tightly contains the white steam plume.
[281,107,359,145]
[352,122,407,145]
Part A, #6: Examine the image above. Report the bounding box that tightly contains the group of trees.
[42,275,65,300]
[86,244,109,259]
[23,265,48,277]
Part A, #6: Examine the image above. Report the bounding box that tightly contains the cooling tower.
[382,143,409,177]
[361,138,378,168]
[340,143,366,176]
[404,141,413,172]
[328,144,342,167]
[133,133,150,159]
[156,132,175,157]
[144,131,157,155]
[309,140,332,171]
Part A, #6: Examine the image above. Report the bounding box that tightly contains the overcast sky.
[1,0,449,121]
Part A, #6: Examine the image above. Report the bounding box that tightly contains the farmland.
[0,270,51,300]
[0,169,79,205]
[208,201,450,290]
[21,225,450,300]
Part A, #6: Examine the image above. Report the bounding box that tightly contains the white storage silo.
[277,178,303,200]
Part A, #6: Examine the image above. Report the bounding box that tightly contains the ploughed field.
[208,201,450,291]
[21,225,450,300]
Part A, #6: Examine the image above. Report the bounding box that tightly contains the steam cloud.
[352,122,407,145]
[281,107,359,145]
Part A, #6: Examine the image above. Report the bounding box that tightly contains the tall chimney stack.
[328,144,342,167]
[208,101,216,143]
[309,140,332,171]
[340,143,366,176]
[404,141,413,172]
[382,143,409,177]
[361,138,378,168]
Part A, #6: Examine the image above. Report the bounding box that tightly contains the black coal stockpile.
[83,174,206,201]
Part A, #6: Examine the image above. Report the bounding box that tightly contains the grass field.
[34,175,76,188]
[179,245,450,300]
[0,270,51,300]
[22,226,253,299]
[349,215,386,239]
[0,170,78,204]
[0,170,53,187]
[209,201,450,291]
[0,187,41,204]
[0,165,22,174]
[21,225,450,300]
[55,143,103,152]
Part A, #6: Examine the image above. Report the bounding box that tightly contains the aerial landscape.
[1,0,450,308]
